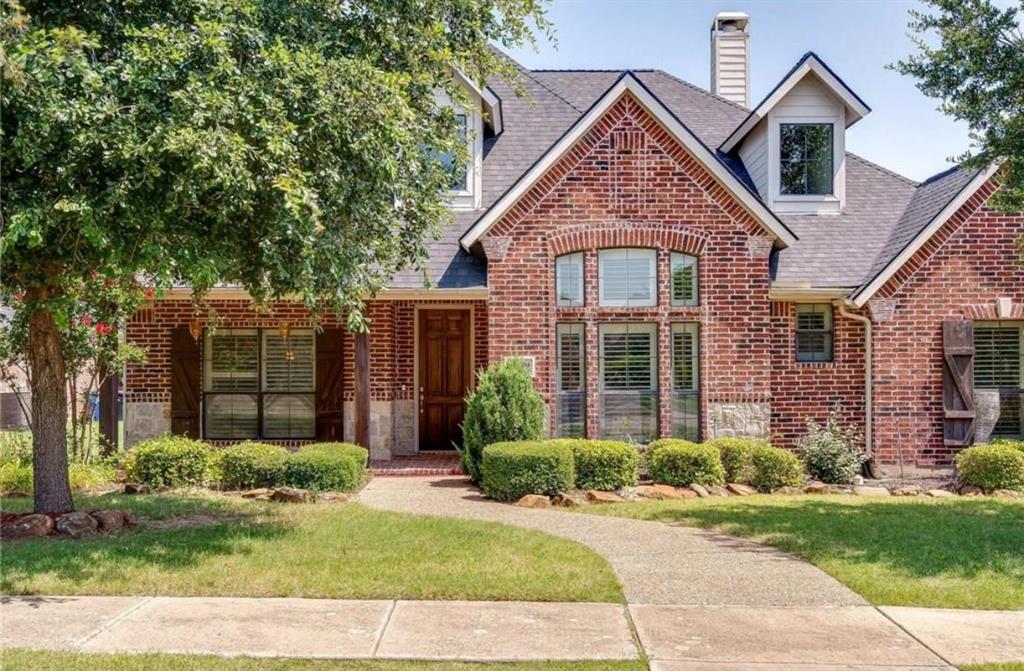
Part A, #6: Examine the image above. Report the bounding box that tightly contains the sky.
[505,0,973,182]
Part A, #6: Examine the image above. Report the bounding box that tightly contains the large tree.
[0,0,550,513]
[894,0,1024,211]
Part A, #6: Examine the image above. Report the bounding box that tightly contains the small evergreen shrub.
[283,443,368,492]
[750,445,805,492]
[649,442,725,487]
[550,439,639,491]
[955,444,1024,492]
[990,438,1024,454]
[704,437,766,484]
[797,409,867,484]
[124,435,212,488]
[217,442,290,489]
[460,359,545,482]
[481,441,575,502]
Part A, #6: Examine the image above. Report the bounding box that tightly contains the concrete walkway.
[4,596,1022,667]
[357,475,862,607]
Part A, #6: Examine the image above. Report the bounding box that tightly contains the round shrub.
[283,443,368,492]
[796,410,867,484]
[481,441,575,502]
[550,439,638,491]
[704,437,766,484]
[217,442,289,489]
[124,435,212,488]
[649,442,725,487]
[460,359,546,482]
[750,445,805,492]
[955,444,1024,492]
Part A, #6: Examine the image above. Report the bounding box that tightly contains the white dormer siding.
[738,121,769,200]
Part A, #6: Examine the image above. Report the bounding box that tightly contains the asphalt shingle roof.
[392,55,975,294]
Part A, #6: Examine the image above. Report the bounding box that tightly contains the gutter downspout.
[835,300,878,478]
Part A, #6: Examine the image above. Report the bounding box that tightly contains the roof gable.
[719,52,871,154]
[460,72,798,251]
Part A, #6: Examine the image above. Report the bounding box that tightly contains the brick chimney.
[710,12,750,108]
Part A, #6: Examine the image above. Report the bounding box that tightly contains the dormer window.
[441,114,469,192]
[780,123,833,196]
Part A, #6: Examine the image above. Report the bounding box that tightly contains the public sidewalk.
[3,595,1023,668]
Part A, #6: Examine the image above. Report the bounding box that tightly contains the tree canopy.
[894,0,1024,211]
[0,0,550,512]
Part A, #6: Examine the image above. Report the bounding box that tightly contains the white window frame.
[555,252,585,307]
[435,89,483,210]
[598,248,657,308]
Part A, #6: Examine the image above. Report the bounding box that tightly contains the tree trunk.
[27,298,74,514]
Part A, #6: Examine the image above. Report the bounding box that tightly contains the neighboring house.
[123,12,1023,475]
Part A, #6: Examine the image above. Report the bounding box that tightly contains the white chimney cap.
[713,11,749,32]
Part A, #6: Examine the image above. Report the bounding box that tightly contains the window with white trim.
[670,253,698,306]
[974,322,1024,438]
[671,323,699,441]
[780,123,834,195]
[556,323,586,437]
[598,323,658,442]
[204,328,316,439]
[555,252,584,307]
[795,304,833,362]
[599,248,657,307]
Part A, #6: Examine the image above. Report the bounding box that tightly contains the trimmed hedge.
[550,439,639,491]
[649,442,725,487]
[481,441,574,502]
[217,442,290,490]
[956,443,1024,492]
[704,437,765,484]
[750,445,805,492]
[125,435,212,488]
[282,443,368,492]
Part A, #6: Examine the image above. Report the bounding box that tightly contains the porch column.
[354,331,370,450]
[98,365,119,456]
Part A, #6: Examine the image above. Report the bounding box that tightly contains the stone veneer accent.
[125,401,171,446]
[706,402,770,439]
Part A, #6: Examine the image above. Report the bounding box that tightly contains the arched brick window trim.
[547,222,709,257]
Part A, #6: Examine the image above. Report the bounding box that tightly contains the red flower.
[144,287,155,300]
[95,323,112,336]
[80,314,93,327]
[89,270,99,279]
[13,292,25,302]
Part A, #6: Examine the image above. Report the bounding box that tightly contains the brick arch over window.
[547,221,709,257]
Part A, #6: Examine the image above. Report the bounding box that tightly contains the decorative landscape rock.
[91,510,127,533]
[516,494,551,508]
[586,490,623,504]
[123,483,151,495]
[707,485,731,497]
[635,484,692,500]
[891,485,922,497]
[271,486,309,503]
[690,484,710,498]
[853,486,891,497]
[241,488,273,499]
[316,492,350,504]
[55,511,99,537]
[803,483,831,494]
[927,489,956,498]
[993,489,1023,499]
[726,483,757,496]
[775,486,803,495]
[1,513,53,539]
[551,493,580,507]
[959,485,984,496]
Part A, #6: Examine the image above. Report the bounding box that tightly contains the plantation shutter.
[556,323,586,437]
[942,319,975,446]
[315,329,345,440]
[170,327,201,438]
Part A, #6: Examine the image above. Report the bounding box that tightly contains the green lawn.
[1,651,646,671]
[0,493,622,603]
[962,665,1024,671]
[581,494,1024,610]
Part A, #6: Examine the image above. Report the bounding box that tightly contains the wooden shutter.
[170,327,201,438]
[942,319,975,446]
[315,329,345,440]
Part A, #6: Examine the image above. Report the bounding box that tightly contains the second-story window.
[670,253,698,306]
[556,252,584,307]
[440,113,469,191]
[780,123,833,195]
[599,248,657,307]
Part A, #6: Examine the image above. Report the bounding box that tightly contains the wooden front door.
[419,309,472,451]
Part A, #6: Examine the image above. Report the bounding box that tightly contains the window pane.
[779,123,833,195]
[671,253,698,306]
[556,253,584,307]
[599,249,656,307]
[975,326,1021,388]
[556,323,586,438]
[599,323,657,442]
[206,331,258,392]
[263,394,315,439]
[671,323,699,442]
[795,304,833,362]
[263,331,314,392]
[205,394,258,439]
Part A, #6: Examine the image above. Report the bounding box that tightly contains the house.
[122,12,1024,475]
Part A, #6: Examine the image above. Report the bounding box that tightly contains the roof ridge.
[514,63,584,113]
[530,68,658,73]
[918,164,965,186]
[847,153,919,187]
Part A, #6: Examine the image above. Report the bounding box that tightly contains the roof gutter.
[835,299,878,477]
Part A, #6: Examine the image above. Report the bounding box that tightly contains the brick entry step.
[370,454,463,477]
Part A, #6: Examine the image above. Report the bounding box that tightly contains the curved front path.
[358,476,864,607]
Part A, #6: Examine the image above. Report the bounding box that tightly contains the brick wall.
[870,180,1024,468]
[483,93,778,439]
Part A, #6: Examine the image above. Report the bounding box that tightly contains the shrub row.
[125,436,368,492]
[956,442,1024,492]
[646,438,804,492]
